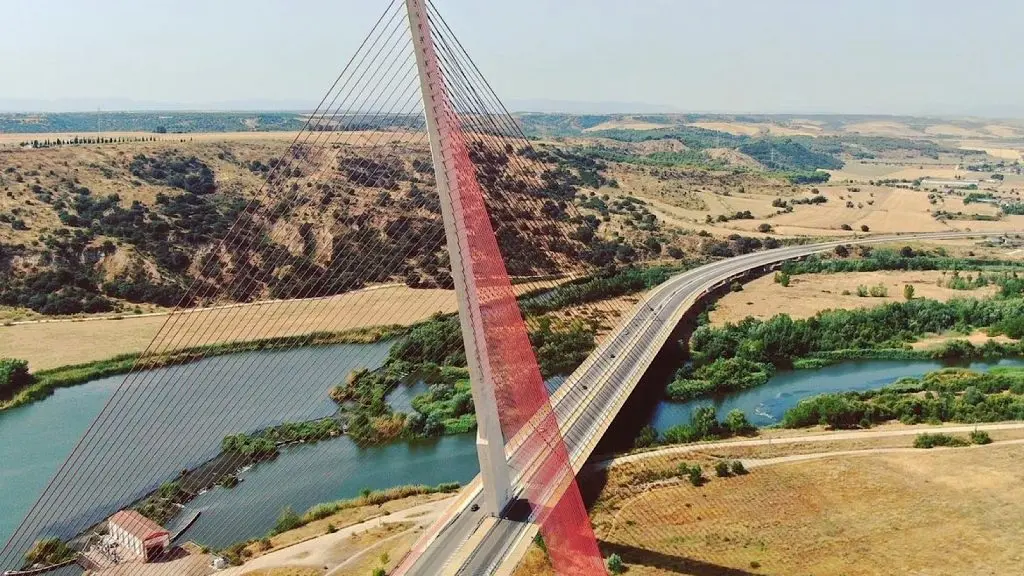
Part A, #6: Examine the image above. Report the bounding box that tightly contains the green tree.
[691,406,720,439]
[724,409,755,436]
[607,553,626,574]
[634,424,658,449]
[0,358,31,400]
[903,284,915,300]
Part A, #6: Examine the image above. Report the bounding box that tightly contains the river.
[649,358,1024,432]
[2,348,1021,567]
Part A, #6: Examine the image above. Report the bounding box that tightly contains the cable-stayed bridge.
[0,0,1007,575]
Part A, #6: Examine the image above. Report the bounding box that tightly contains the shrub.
[607,553,626,574]
[904,284,915,300]
[687,464,705,487]
[730,281,743,292]
[326,523,337,534]
[969,430,992,445]
[24,538,75,566]
[273,506,303,534]
[634,425,658,449]
[730,460,748,475]
[913,433,969,449]
[715,461,731,477]
[841,224,853,231]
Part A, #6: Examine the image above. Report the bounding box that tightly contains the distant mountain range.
[2,97,1022,119]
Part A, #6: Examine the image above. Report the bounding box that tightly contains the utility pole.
[405,0,512,517]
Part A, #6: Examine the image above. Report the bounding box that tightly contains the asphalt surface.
[402,231,1002,576]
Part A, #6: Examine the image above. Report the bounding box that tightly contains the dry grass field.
[0,278,569,370]
[239,493,451,558]
[239,568,323,576]
[605,159,1024,238]
[582,119,673,132]
[0,284,455,370]
[709,269,1000,326]
[324,530,420,576]
[686,122,818,138]
[517,437,1024,576]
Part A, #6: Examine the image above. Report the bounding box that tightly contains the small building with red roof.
[107,510,170,562]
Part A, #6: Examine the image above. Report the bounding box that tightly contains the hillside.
[3,111,1023,317]
[0,133,682,316]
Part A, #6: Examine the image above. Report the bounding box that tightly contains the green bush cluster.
[667,357,773,401]
[913,433,969,448]
[0,358,32,401]
[659,407,754,445]
[689,298,1024,370]
[24,537,76,566]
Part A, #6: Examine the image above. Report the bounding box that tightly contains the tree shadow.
[601,541,762,576]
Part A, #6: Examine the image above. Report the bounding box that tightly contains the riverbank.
[216,493,455,576]
[0,326,402,412]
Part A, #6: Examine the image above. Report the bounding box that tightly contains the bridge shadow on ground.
[600,542,761,576]
[592,303,703,455]
[575,302,763,576]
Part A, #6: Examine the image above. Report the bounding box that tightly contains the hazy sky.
[2,0,1023,115]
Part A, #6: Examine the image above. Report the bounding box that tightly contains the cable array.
[3,1,696,575]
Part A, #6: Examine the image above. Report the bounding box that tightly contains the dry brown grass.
[223,522,418,576]
[582,120,673,132]
[0,278,567,370]
[325,529,420,576]
[0,284,455,370]
[595,444,1024,575]
[910,330,1017,351]
[710,269,998,326]
[842,120,925,138]
[240,568,324,576]
[518,439,1024,576]
[687,121,818,138]
[86,550,215,576]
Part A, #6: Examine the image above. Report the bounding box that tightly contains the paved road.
[400,231,1006,576]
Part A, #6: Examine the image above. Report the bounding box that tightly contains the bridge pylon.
[405,0,512,516]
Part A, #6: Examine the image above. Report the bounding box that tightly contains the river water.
[2,348,1022,566]
[649,358,1024,432]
